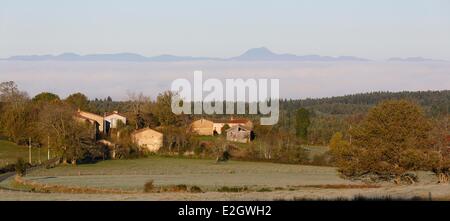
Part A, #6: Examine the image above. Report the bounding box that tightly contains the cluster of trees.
[244,124,309,164]
[0,81,100,164]
[0,81,194,163]
[276,91,449,145]
[329,100,450,184]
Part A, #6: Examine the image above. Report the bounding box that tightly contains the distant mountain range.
[1,47,447,62]
[387,57,448,62]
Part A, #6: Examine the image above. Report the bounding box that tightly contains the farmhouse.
[190,119,215,135]
[104,111,127,134]
[132,128,164,152]
[75,110,104,133]
[190,117,253,136]
[226,124,254,143]
[74,109,127,136]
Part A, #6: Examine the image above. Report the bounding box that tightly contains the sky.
[1,0,450,60]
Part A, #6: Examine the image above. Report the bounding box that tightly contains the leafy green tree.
[154,91,180,126]
[220,124,230,136]
[32,92,60,103]
[65,92,90,110]
[295,108,310,141]
[332,100,435,183]
[15,158,27,176]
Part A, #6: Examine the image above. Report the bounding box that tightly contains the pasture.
[0,140,48,167]
[22,156,352,192]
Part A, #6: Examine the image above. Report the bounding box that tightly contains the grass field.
[0,140,49,167]
[19,156,354,192]
[2,141,445,201]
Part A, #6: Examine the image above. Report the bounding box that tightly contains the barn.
[131,128,164,152]
[226,125,254,143]
[190,119,215,135]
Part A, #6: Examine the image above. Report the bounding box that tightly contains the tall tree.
[38,102,95,164]
[332,100,436,183]
[65,92,90,110]
[154,91,180,126]
[32,92,60,103]
[295,108,310,141]
[0,81,32,143]
[127,92,153,129]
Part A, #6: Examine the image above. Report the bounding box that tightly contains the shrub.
[15,158,27,176]
[217,186,248,192]
[173,184,188,192]
[273,146,309,164]
[257,188,272,192]
[144,180,154,193]
[193,143,206,155]
[189,186,203,193]
[216,150,231,162]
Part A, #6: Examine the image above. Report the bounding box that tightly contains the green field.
[21,156,353,192]
[0,140,49,167]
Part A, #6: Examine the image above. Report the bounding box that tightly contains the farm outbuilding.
[190,119,215,135]
[103,111,127,134]
[226,125,254,143]
[75,110,104,133]
[132,128,164,152]
[190,117,253,136]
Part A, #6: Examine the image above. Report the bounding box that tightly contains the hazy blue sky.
[1,0,450,59]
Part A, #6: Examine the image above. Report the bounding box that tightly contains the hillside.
[282,90,450,116]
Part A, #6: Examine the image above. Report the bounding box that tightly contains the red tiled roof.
[213,119,251,124]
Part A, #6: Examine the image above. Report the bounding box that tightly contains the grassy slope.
[24,156,351,191]
[0,140,46,167]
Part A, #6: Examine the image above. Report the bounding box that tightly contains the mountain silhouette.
[387,57,447,62]
[5,47,444,62]
[229,47,369,61]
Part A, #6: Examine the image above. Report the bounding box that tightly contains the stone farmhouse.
[74,109,126,136]
[226,124,254,143]
[190,117,253,136]
[74,109,163,153]
[131,128,164,152]
[104,111,127,134]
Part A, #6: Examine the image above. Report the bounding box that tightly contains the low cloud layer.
[0,61,449,100]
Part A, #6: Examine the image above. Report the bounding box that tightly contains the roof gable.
[132,127,163,135]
